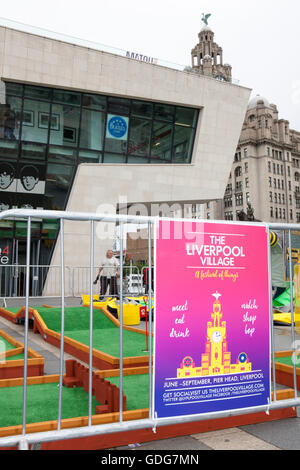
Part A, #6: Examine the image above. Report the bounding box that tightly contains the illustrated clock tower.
[177,293,252,378]
[201,292,231,375]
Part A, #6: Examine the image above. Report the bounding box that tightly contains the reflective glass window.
[48,146,77,165]
[103,153,126,163]
[24,85,52,101]
[21,142,47,162]
[108,97,130,115]
[151,122,173,161]
[21,99,51,144]
[78,150,101,164]
[105,137,128,155]
[127,156,149,164]
[0,96,22,141]
[15,221,41,238]
[154,103,174,122]
[52,90,81,106]
[80,109,105,151]
[175,107,198,127]
[6,82,23,97]
[0,141,18,162]
[128,118,151,157]
[172,126,195,163]
[131,100,153,119]
[45,163,75,210]
[0,220,13,237]
[82,94,106,111]
[49,104,80,147]
[41,220,59,241]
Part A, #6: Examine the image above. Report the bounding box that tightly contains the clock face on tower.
[211,330,222,344]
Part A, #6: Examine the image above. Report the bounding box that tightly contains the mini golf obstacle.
[81,294,151,323]
[0,359,127,443]
[0,329,44,379]
[274,351,300,390]
[0,305,150,370]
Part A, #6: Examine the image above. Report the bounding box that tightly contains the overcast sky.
[1,0,300,129]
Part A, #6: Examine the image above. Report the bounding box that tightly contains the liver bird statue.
[202,13,211,26]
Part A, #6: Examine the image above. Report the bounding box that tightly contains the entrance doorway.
[0,238,41,297]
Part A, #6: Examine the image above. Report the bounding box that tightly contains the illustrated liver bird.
[202,13,211,26]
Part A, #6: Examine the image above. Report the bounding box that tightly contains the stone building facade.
[201,95,300,224]
[191,25,232,82]
[190,24,300,225]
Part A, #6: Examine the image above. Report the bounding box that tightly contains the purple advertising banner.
[153,219,271,419]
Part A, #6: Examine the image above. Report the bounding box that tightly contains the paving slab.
[192,427,279,450]
[241,417,300,450]
[113,435,211,451]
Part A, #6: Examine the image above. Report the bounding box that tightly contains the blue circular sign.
[107,115,128,139]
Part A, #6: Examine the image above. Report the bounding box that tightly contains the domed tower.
[191,16,232,82]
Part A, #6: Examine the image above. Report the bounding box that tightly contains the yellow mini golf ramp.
[81,295,141,326]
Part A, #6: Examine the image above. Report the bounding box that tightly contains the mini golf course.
[0,304,297,449]
[0,305,150,370]
[35,306,149,358]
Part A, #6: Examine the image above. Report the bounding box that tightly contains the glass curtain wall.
[0,81,199,267]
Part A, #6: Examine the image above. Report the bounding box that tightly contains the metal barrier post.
[148,222,153,418]
[22,216,31,437]
[119,222,124,423]
[268,227,277,402]
[288,229,298,398]
[57,218,65,430]
[88,220,94,426]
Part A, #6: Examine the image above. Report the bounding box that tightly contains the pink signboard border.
[152,218,272,421]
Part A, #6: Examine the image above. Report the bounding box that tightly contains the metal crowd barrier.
[71,265,143,297]
[0,265,147,299]
[0,209,154,450]
[0,209,299,450]
[0,264,71,298]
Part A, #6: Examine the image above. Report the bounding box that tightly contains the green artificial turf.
[36,307,150,358]
[0,382,100,428]
[276,355,300,368]
[0,336,18,352]
[2,308,20,315]
[4,354,24,361]
[36,307,114,332]
[108,374,149,411]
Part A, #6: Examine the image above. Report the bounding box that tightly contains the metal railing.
[0,265,149,299]
[71,265,143,298]
[0,264,71,298]
[0,208,154,450]
[0,209,299,449]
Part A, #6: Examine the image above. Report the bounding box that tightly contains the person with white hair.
[94,250,120,299]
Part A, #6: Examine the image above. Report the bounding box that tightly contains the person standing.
[4,104,16,140]
[94,250,120,299]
